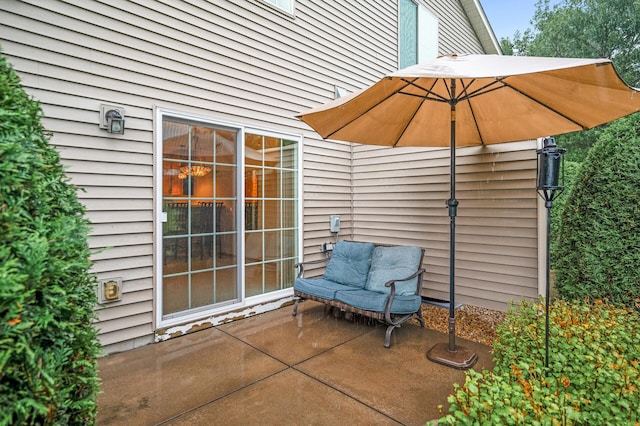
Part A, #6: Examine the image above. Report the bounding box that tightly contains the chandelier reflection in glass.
[178,165,212,179]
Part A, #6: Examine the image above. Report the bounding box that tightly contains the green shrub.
[433,299,640,425]
[0,53,101,424]
[554,114,640,308]
[550,160,581,270]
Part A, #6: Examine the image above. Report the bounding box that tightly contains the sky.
[480,0,561,41]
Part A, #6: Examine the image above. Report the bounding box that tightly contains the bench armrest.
[294,258,330,278]
[384,267,426,292]
[383,268,425,324]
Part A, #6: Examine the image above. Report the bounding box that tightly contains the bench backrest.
[323,241,425,295]
[365,245,424,295]
[323,241,374,288]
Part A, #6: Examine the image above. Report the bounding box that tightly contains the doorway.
[158,113,299,324]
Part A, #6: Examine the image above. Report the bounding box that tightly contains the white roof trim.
[460,0,502,55]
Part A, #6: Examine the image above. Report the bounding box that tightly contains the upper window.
[398,0,438,68]
[264,0,294,14]
[399,0,418,68]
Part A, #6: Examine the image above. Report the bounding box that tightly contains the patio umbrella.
[297,53,640,368]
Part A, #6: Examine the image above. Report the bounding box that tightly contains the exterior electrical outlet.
[99,278,122,303]
[321,242,335,252]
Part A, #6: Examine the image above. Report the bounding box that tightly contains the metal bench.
[293,241,426,348]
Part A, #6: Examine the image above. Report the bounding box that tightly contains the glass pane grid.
[162,119,238,318]
[244,135,298,296]
[162,123,298,319]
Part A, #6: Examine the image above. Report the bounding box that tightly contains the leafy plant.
[433,299,640,425]
[554,114,640,308]
[0,52,101,424]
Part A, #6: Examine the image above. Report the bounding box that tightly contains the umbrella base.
[427,342,478,370]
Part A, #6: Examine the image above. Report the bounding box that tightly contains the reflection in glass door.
[161,118,238,319]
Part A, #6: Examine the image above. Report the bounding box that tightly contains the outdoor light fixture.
[537,137,566,207]
[105,109,125,134]
[99,104,125,135]
[536,136,566,369]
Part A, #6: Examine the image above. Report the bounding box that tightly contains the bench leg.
[416,306,425,328]
[292,297,300,316]
[384,324,398,348]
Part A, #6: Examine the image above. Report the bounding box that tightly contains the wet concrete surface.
[97,301,494,425]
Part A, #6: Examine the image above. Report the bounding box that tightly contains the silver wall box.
[334,85,349,99]
[98,277,123,303]
[99,104,125,134]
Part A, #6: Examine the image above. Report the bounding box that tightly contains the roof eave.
[459,0,502,55]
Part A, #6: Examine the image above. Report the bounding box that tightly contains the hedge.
[549,160,580,270]
[0,52,101,424]
[554,114,640,308]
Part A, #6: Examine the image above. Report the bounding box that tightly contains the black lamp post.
[536,137,566,369]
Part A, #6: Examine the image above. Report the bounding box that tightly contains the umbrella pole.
[447,112,458,353]
[427,79,478,369]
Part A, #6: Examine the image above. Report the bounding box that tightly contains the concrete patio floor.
[97,301,494,425]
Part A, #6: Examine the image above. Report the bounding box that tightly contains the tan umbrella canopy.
[297,53,640,368]
[299,54,640,147]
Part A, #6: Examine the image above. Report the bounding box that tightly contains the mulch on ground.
[418,304,506,346]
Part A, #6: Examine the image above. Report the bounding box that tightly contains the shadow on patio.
[97,301,494,425]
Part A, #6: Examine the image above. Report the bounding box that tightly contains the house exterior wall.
[0,0,527,354]
[351,141,539,312]
[428,0,487,54]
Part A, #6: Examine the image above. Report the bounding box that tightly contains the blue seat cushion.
[294,277,360,300]
[323,241,375,288]
[334,289,422,314]
[365,245,423,295]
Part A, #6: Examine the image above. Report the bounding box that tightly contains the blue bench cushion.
[294,277,360,300]
[334,289,422,314]
[323,241,375,288]
[365,245,422,296]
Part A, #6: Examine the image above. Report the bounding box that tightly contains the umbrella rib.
[324,78,418,140]
[458,80,486,145]
[456,79,504,101]
[500,79,589,129]
[392,97,427,147]
[399,78,450,103]
[401,78,504,104]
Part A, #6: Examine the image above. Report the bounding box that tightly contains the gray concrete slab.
[296,322,494,424]
[97,301,493,425]
[97,327,286,425]
[164,369,401,425]
[219,299,377,365]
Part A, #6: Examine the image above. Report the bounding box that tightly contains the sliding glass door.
[161,118,239,319]
[244,133,298,297]
[158,113,299,323]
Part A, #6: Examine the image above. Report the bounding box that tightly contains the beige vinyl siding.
[2,0,341,352]
[352,141,538,311]
[1,0,517,351]
[299,138,353,274]
[293,0,396,268]
[296,0,494,268]
[425,0,486,55]
[0,0,396,352]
